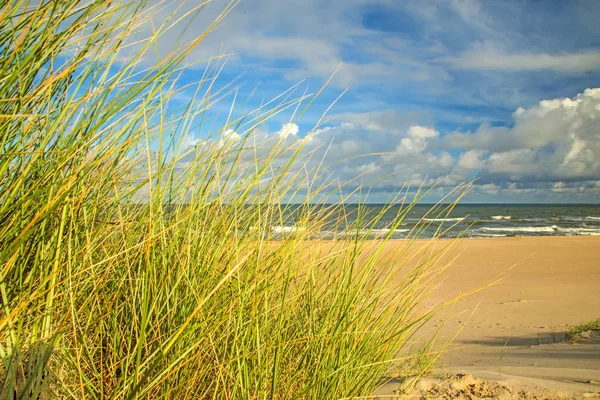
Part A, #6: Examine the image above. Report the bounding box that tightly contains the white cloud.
[438,152,454,169]
[480,183,499,195]
[445,45,600,73]
[449,88,600,183]
[183,134,199,148]
[218,128,240,146]
[446,87,600,162]
[458,150,486,169]
[277,122,299,138]
[487,149,540,177]
[394,126,438,155]
[441,124,515,152]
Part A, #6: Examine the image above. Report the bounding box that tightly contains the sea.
[272,204,600,239]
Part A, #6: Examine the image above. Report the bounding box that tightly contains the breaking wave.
[270,226,307,234]
[423,217,467,222]
[341,228,410,236]
[480,226,558,233]
[479,226,600,235]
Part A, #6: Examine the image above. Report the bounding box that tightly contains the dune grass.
[0,0,471,398]
[565,319,600,342]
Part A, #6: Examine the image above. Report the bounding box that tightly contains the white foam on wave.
[559,227,600,235]
[480,226,558,233]
[491,215,511,220]
[479,226,600,235]
[557,216,600,223]
[341,228,410,236]
[560,216,587,222]
[270,226,306,234]
[519,217,545,222]
[423,217,466,222]
[371,228,410,235]
[314,230,337,239]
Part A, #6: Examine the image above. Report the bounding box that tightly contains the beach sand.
[375,236,600,399]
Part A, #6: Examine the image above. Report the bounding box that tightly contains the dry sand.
[375,236,600,399]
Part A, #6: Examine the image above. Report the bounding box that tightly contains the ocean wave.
[341,228,410,236]
[423,217,466,222]
[491,215,511,220]
[479,226,600,235]
[555,216,600,223]
[559,227,600,235]
[560,216,587,222]
[314,230,338,239]
[270,226,306,234]
[479,226,559,233]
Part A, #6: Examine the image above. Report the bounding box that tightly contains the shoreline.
[271,233,600,242]
[387,234,600,241]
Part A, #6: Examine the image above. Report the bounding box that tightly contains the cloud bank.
[198,88,600,202]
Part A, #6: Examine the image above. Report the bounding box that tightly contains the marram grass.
[0,0,471,398]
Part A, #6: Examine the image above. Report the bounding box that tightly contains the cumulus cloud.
[457,150,487,169]
[218,128,241,146]
[277,123,299,138]
[446,88,600,183]
[394,126,438,155]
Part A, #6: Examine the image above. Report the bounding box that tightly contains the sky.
[132,0,600,203]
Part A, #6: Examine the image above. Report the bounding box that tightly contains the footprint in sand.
[500,299,527,305]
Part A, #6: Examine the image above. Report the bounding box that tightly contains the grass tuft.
[565,319,600,342]
[0,0,471,397]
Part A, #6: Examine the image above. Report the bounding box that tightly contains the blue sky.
[134,0,600,203]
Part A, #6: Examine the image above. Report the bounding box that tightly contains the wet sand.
[377,236,600,398]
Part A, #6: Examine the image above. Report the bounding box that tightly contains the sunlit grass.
[565,319,600,342]
[0,0,470,398]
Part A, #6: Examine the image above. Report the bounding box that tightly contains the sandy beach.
[376,236,600,399]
